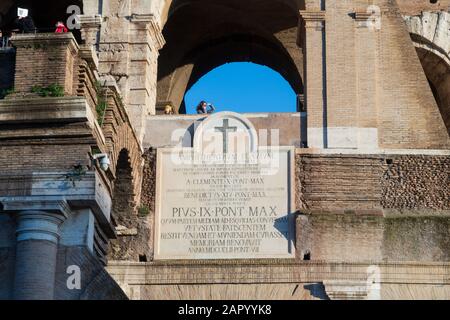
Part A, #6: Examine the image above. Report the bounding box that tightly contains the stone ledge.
[0,96,106,145]
[107,261,450,285]
[0,171,115,238]
[11,33,79,52]
[295,148,450,156]
[0,97,92,123]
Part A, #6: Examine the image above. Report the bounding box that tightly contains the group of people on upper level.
[0,7,69,49]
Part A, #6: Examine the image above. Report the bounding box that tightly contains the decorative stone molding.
[79,46,99,71]
[11,33,79,53]
[15,211,67,244]
[299,10,326,30]
[78,14,102,47]
[351,8,382,30]
[323,280,371,300]
[1,200,68,243]
[1,199,71,217]
[130,13,166,51]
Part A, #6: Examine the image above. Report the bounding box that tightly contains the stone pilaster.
[78,14,102,48]
[351,9,381,151]
[127,14,165,142]
[2,200,70,300]
[299,10,327,149]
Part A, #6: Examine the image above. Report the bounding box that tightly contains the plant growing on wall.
[95,81,108,126]
[64,164,87,187]
[138,205,150,217]
[0,88,14,99]
[31,84,64,97]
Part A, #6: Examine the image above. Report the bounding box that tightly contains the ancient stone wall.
[12,34,78,96]
[381,155,450,210]
[108,149,155,263]
[130,151,450,264]
[296,155,385,213]
[296,154,450,212]
[397,0,450,15]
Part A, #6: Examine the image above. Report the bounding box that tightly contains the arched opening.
[184,62,298,114]
[416,47,450,136]
[112,149,135,222]
[109,148,152,262]
[157,0,304,114]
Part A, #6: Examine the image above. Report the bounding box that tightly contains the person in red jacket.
[55,21,68,33]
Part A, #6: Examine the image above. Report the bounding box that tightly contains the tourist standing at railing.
[55,21,68,33]
[196,101,216,114]
[0,30,7,48]
[15,8,36,34]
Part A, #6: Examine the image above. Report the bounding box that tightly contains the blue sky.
[184,62,297,114]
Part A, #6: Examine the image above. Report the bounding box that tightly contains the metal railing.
[0,36,10,49]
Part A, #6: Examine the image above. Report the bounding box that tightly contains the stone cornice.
[130,13,166,50]
[107,260,450,285]
[299,10,326,21]
[11,33,79,54]
[0,171,115,238]
[353,11,373,22]
[299,10,326,29]
[78,14,102,28]
[79,45,99,71]
[0,198,71,217]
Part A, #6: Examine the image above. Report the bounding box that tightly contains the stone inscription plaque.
[154,148,295,260]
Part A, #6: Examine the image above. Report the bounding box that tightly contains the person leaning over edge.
[196,101,216,114]
[15,14,36,33]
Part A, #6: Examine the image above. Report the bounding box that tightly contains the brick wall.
[11,34,78,96]
[0,144,92,178]
[296,154,450,212]
[382,155,450,209]
[296,154,385,212]
[141,148,157,213]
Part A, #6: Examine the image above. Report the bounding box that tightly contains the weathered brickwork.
[108,149,155,262]
[296,154,385,212]
[0,0,449,300]
[0,33,139,299]
[296,214,450,262]
[141,148,157,214]
[296,154,450,212]
[101,87,144,206]
[382,156,450,210]
[11,34,78,96]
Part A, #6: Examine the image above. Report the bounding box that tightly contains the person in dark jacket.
[0,30,8,48]
[16,15,36,33]
[196,101,216,114]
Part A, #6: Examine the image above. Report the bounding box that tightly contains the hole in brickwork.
[386,159,393,165]
[139,254,147,262]
[303,251,311,261]
[112,149,135,220]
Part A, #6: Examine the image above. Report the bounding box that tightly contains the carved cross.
[215,119,237,154]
